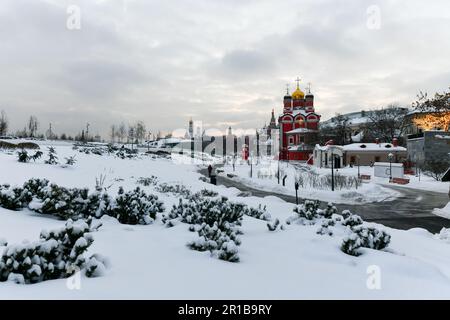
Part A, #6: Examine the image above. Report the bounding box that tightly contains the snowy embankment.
[434,202,450,219]
[2,142,450,299]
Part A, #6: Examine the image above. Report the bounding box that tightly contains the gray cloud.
[0,0,449,138]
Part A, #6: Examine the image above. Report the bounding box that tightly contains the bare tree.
[320,113,351,145]
[135,121,146,144]
[364,105,408,143]
[413,87,450,112]
[27,116,39,138]
[110,124,116,143]
[0,110,8,136]
[118,122,126,143]
[128,124,136,149]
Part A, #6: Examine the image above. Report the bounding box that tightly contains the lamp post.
[330,151,335,192]
[356,154,360,178]
[278,156,280,184]
[250,152,253,178]
[388,152,394,182]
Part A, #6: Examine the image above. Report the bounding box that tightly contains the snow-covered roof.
[342,143,406,152]
[314,144,344,151]
[286,128,317,134]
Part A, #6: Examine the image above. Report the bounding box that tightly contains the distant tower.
[228,126,232,136]
[188,118,194,138]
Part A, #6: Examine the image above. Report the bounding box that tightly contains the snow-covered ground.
[2,141,450,299]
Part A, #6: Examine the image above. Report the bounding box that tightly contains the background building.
[279,79,321,161]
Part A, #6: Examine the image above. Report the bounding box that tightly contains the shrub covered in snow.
[64,155,77,166]
[109,187,164,225]
[136,176,159,186]
[0,219,99,284]
[155,183,192,197]
[17,149,29,163]
[267,218,280,231]
[44,147,58,165]
[341,226,391,256]
[0,179,163,225]
[0,185,28,210]
[167,196,244,262]
[243,204,271,221]
[287,200,322,224]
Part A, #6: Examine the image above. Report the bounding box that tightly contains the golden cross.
[295,77,301,89]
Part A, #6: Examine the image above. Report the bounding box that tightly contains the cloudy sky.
[1,0,449,138]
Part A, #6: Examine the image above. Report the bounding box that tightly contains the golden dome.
[292,86,305,99]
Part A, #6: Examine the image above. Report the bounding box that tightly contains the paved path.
[200,168,450,233]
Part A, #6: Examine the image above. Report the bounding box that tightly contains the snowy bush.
[0,184,30,210]
[110,187,164,225]
[288,200,322,224]
[243,204,271,221]
[44,147,58,165]
[342,214,363,228]
[30,151,43,162]
[156,183,192,197]
[17,149,29,163]
[316,219,334,236]
[136,176,159,186]
[0,219,99,284]
[187,222,241,263]
[267,218,280,231]
[196,189,219,198]
[322,203,338,219]
[341,226,391,256]
[168,196,244,262]
[64,155,77,166]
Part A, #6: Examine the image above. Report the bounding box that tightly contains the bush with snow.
[17,149,29,163]
[109,187,164,225]
[0,219,101,284]
[243,204,271,221]
[288,200,322,224]
[156,183,192,198]
[0,179,163,225]
[341,226,391,256]
[136,176,159,186]
[166,196,244,262]
[44,147,58,165]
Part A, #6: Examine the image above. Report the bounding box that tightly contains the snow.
[286,128,317,134]
[433,202,450,219]
[342,143,406,152]
[1,141,450,298]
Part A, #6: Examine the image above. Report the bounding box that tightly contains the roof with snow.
[286,128,317,134]
[342,143,406,152]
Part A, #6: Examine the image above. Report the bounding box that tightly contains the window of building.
[289,137,294,145]
[375,156,380,162]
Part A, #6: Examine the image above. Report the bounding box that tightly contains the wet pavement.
[200,168,450,233]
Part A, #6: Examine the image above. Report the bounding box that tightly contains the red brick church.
[279,78,321,161]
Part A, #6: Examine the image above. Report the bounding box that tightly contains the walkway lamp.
[356,154,361,178]
[388,152,394,182]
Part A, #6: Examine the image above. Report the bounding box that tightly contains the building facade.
[279,80,321,161]
[407,130,450,166]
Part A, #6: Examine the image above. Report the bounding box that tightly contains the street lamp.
[330,150,335,192]
[388,153,394,182]
[356,154,360,179]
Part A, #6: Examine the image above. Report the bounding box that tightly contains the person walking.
[207,164,213,177]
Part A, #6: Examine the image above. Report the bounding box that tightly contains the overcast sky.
[1,0,449,138]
